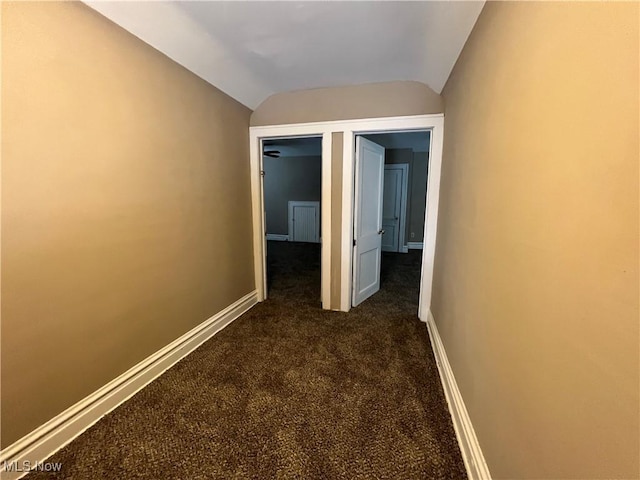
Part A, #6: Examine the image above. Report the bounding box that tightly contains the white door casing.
[341,116,444,318]
[248,113,444,317]
[352,137,385,307]
[249,130,331,308]
[381,164,409,253]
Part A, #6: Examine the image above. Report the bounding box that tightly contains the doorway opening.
[351,130,431,311]
[261,136,324,306]
[250,114,443,316]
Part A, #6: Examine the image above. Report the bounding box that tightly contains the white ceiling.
[85,1,485,109]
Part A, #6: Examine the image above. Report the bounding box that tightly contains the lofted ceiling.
[85,1,485,109]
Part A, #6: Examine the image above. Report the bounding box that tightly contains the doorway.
[262,137,323,303]
[352,131,430,308]
[250,114,444,319]
[249,126,332,310]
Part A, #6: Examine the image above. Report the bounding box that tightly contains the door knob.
[378,229,385,235]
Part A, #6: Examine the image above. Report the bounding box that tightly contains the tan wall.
[330,133,344,310]
[250,81,443,126]
[1,2,254,447]
[433,2,639,478]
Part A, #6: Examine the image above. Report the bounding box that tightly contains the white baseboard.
[266,234,289,241]
[407,242,424,250]
[0,291,258,480]
[426,310,492,480]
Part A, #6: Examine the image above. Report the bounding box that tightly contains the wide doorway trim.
[249,125,332,309]
[342,115,444,319]
[249,113,444,319]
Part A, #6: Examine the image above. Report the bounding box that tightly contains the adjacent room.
[262,137,322,305]
[354,131,431,310]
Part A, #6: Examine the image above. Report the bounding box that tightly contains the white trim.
[249,136,265,301]
[426,311,492,480]
[340,114,444,315]
[417,118,444,320]
[0,291,259,480]
[407,242,424,250]
[266,234,289,241]
[249,127,332,309]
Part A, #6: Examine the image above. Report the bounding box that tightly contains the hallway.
[26,243,465,480]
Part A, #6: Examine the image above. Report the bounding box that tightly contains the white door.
[352,137,385,306]
[382,167,403,252]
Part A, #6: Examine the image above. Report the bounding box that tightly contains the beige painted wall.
[330,133,344,310]
[433,2,639,478]
[250,81,443,126]
[1,2,254,447]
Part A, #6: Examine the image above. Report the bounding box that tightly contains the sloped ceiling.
[85,1,485,109]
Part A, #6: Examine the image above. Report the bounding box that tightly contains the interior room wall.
[263,155,322,236]
[1,1,254,447]
[383,149,428,245]
[409,152,428,244]
[250,80,443,126]
[432,2,639,478]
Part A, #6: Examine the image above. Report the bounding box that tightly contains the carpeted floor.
[27,241,466,479]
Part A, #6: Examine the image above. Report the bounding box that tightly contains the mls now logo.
[3,460,63,473]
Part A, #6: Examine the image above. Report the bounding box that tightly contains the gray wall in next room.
[264,155,322,235]
[384,148,429,244]
[409,152,428,243]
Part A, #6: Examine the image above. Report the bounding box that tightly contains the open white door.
[352,137,385,307]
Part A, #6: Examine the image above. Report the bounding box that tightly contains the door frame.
[342,115,444,320]
[249,114,443,319]
[249,126,332,308]
[383,163,410,253]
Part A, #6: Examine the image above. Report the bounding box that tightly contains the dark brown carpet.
[27,241,466,479]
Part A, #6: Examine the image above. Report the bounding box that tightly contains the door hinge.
[260,170,265,177]
[353,239,357,246]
